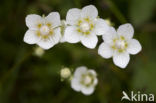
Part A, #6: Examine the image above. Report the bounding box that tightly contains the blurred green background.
[0,0,156,103]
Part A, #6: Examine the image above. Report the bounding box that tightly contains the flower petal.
[98,42,113,59]
[50,28,61,45]
[88,70,97,77]
[88,70,98,86]
[127,39,142,55]
[113,52,130,68]
[37,39,55,50]
[74,66,87,78]
[66,8,81,25]
[45,12,61,28]
[81,34,98,49]
[24,30,40,44]
[71,78,81,92]
[94,18,109,35]
[81,5,98,19]
[81,86,94,95]
[26,14,43,30]
[117,23,134,39]
[64,26,80,43]
[93,78,98,86]
[102,27,117,44]
[59,35,66,43]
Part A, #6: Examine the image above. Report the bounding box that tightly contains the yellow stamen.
[84,31,90,35]
[84,17,90,22]
[49,29,54,35]
[46,23,52,27]
[42,35,49,39]
[36,31,41,37]
[120,36,125,40]
[37,23,42,28]
[77,20,82,26]
[77,28,81,33]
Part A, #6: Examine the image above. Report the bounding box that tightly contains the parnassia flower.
[71,66,98,95]
[98,23,142,68]
[24,12,61,49]
[64,5,109,49]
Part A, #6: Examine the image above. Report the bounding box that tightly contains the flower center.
[80,73,94,87]
[40,25,50,35]
[76,18,94,35]
[112,36,128,52]
[84,75,92,85]
[80,22,90,32]
[115,40,126,50]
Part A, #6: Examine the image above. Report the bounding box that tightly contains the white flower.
[98,23,142,68]
[24,12,61,50]
[64,5,109,49]
[71,66,98,95]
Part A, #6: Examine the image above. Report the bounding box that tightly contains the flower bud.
[34,46,45,57]
[60,67,71,79]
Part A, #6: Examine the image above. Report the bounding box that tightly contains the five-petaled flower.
[71,66,98,95]
[64,5,109,49]
[98,24,142,68]
[24,12,61,49]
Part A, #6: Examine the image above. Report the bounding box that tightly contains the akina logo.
[121,91,155,102]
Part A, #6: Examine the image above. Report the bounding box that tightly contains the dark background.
[0,0,156,103]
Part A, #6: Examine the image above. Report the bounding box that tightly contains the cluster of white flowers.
[24,5,110,49]
[23,5,142,95]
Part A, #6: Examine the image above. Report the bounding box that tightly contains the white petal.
[117,23,134,39]
[64,26,80,43]
[88,70,98,86]
[66,8,81,25]
[45,12,61,28]
[102,27,117,44]
[26,14,43,30]
[81,34,98,49]
[113,52,130,68]
[50,28,61,44]
[24,30,40,44]
[37,39,55,50]
[59,35,66,43]
[98,42,113,58]
[94,18,109,35]
[93,78,98,86]
[88,69,97,77]
[81,86,94,95]
[127,39,142,55]
[81,5,98,19]
[71,78,81,92]
[74,66,87,78]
